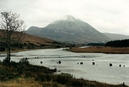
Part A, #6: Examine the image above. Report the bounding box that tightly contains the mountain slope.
[27,15,110,44]
[104,33,129,40]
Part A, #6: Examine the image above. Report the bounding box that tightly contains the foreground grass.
[0,78,42,87]
[68,46,129,54]
[0,60,128,87]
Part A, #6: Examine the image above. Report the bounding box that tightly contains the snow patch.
[55,15,76,21]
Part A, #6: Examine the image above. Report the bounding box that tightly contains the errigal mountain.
[27,15,110,44]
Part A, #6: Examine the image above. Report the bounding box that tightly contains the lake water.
[0,48,129,85]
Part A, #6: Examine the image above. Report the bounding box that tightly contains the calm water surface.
[0,48,129,85]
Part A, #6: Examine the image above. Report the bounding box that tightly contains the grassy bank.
[68,46,129,54]
[0,59,128,87]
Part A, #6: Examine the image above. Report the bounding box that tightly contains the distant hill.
[26,15,110,44]
[0,30,64,50]
[104,33,129,40]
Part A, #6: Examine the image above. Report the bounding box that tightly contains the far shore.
[0,47,59,54]
[0,48,31,54]
[1,46,129,54]
[67,46,129,54]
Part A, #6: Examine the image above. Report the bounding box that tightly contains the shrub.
[42,82,63,87]
[19,58,29,65]
[2,58,9,66]
[0,66,15,81]
[0,46,5,51]
[53,73,73,85]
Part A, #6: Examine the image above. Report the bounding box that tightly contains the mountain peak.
[49,15,76,25]
[27,15,110,44]
[65,15,75,21]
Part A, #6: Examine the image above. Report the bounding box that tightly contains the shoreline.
[67,46,129,54]
[0,47,128,86]
[1,46,129,54]
[0,47,60,54]
[0,61,127,87]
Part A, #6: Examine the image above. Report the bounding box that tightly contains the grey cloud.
[0,0,129,35]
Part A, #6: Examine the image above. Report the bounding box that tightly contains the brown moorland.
[0,30,67,53]
[0,30,58,46]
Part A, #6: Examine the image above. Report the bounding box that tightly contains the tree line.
[105,39,129,47]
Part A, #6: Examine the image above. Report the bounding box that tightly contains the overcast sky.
[0,0,129,35]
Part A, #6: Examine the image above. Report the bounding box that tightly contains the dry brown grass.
[22,33,55,46]
[0,30,63,53]
[42,82,66,87]
[0,30,55,46]
[0,78,66,87]
[68,46,129,54]
[0,77,42,87]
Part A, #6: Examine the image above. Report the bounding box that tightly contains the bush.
[18,43,23,48]
[36,74,52,82]
[19,58,29,65]
[2,58,9,66]
[53,73,73,85]
[0,46,5,51]
[0,66,15,81]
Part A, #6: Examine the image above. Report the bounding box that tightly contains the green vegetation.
[0,59,128,87]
